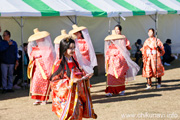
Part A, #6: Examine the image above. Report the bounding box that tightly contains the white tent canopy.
[0,0,180,17]
[0,0,180,53]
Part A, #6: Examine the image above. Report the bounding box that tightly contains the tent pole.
[12,17,25,89]
[112,13,126,25]
[155,13,158,43]
[118,13,120,25]
[108,18,111,35]
[21,16,25,89]
[75,15,77,25]
[155,13,158,89]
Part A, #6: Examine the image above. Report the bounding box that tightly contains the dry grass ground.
[0,59,180,120]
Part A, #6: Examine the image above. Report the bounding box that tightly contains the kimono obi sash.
[146,48,157,55]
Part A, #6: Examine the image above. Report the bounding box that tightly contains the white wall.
[0,14,179,53]
[158,14,180,54]
[78,15,154,53]
[0,16,73,46]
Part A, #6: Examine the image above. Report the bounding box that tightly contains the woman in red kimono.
[27,28,55,105]
[105,30,139,97]
[141,28,165,89]
[69,25,97,74]
[50,37,97,120]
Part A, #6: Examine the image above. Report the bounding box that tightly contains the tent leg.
[155,13,158,89]
[13,17,25,89]
[155,13,158,38]
[108,18,111,35]
[75,16,77,25]
[149,14,158,37]
[118,14,120,25]
[21,17,25,89]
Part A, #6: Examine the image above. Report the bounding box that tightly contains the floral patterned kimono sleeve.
[51,75,70,99]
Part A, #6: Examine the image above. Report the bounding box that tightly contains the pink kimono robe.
[29,46,54,101]
[141,37,165,78]
[77,39,90,61]
[105,44,129,94]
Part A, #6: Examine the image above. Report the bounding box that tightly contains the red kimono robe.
[141,37,165,78]
[105,44,129,94]
[51,58,97,120]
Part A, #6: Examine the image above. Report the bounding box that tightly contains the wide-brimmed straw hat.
[69,24,86,35]
[28,28,50,42]
[104,30,126,41]
[54,30,70,44]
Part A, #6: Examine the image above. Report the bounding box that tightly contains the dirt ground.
[0,59,180,120]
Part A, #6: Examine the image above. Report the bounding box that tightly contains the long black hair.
[51,38,81,80]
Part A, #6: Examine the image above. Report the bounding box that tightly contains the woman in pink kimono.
[105,30,139,97]
[141,28,165,89]
[27,28,55,105]
[105,25,135,96]
[69,25,97,75]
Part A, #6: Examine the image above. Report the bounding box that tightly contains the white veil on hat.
[27,29,56,78]
[54,44,59,64]
[73,28,97,74]
[112,40,139,81]
[27,28,56,59]
[69,25,97,74]
[27,41,37,58]
[81,29,97,68]
[74,37,94,74]
[104,30,139,82]
[28,35,56,60]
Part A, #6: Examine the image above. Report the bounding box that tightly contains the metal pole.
[21,17,25,89]
[75,15,77,25]
[112,13,126,26]
[118,13,120,25]
[12,17,25,89]
[108,18,111,35]
[155,13,158,89]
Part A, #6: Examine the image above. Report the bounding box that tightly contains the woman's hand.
[81,73,93,80]
[73,73,93,83]
[73,78,82,83]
